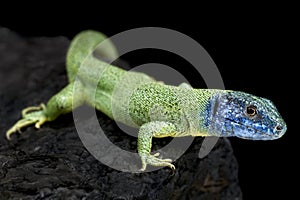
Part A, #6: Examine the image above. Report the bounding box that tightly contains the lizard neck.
[203,90,236,137]
[193,89,234,137]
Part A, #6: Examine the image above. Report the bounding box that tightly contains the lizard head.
[209,91,287,140]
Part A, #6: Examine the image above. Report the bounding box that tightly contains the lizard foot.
[140,152,175,172]
[6,103,47,140]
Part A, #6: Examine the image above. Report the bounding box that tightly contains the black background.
[1,7,296,199]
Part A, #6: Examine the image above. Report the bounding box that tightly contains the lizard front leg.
[138,121,178,171]
[6,82,85,140]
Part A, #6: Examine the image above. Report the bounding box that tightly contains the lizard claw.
[140,153,175,172]
[22,103,46,117]
[153,152,160,157]
[35,117,47,129]
[6,104,47,140]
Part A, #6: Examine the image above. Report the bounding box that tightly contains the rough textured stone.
[0,27,242,200]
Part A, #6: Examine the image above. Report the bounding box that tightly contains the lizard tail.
[66,30,118,82]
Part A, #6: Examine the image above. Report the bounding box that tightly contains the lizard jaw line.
[225,118,277,139]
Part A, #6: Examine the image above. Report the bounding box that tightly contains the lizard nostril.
[275,124,283,131]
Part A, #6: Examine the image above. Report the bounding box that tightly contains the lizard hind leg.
[6,105,47,140]
[6,82,85,140]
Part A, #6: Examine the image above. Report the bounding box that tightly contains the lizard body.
[6,30,287,170]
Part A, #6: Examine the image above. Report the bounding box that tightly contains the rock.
[0,27,242,199]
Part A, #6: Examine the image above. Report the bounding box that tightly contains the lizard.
[6,30,287,171]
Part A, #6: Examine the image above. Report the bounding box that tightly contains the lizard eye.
[246,105,257,117]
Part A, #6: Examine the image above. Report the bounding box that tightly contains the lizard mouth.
[225,118,277,140]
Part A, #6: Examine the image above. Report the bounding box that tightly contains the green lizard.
[6,30,287,171]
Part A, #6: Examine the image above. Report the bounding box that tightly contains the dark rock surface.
[0,27,242,200]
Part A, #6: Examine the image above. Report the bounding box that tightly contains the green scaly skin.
[6,31,287,171]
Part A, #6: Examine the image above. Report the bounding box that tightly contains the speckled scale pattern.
[6,30,287,170]
[127,85,224,137]
[129,83,181,125]
[207,91,286,140]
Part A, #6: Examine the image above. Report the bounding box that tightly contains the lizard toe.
[140,153,175,171]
